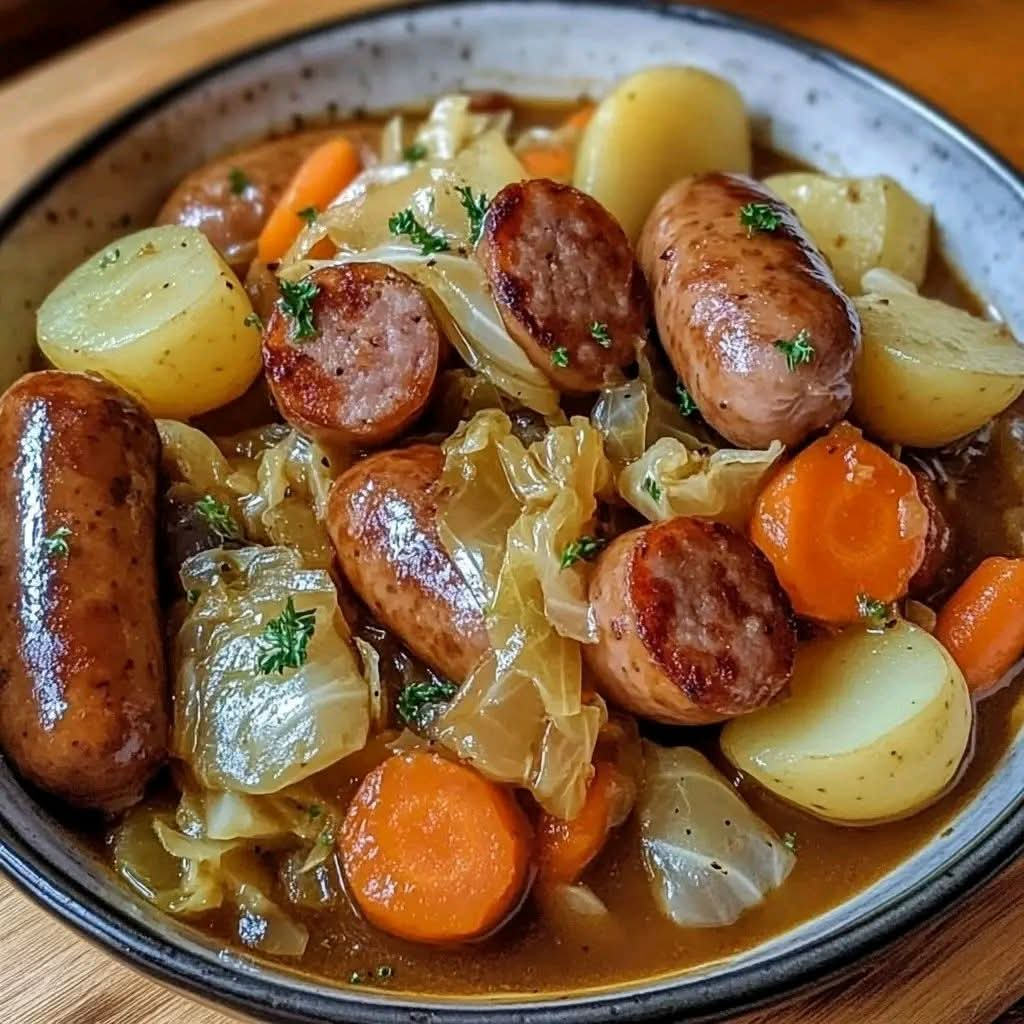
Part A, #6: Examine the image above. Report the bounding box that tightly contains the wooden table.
[1,1,1023,1022]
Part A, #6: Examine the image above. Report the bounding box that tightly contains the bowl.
[0,2,1022,1021]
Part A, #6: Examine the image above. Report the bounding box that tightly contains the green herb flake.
[243,312,264,332]
[297,205,319,226]
[403,142,428,163]
[857,593,893,628]
[185,589,201,606]
[387,207,450,255]
[560,535,607,570]
[41,525,72,559]
[642,475,662,503]
[277,278,320,341]
[454,185,490,246]
[318,827,335,847]
[308,804,323,820]
[774,328,815,372]
[397,679,458,731]
[258,597,317,675]
[375,965,394,981]
[590,321,612,349]
[228,167,250,195]
[739,201,782,237]
[782,831,798,853]
[676,383,698,417]
[551,346,570,368]
[195,494,241,542]
[98,248,120,269]
[349,971,363,985]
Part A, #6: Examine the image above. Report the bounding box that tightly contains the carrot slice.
[518,104,595,181]
[935,557,1024,693]
[340,751,532,943]
[751,422,928,623]
[256,137,360,264]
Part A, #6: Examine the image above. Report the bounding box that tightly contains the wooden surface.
[1,1,1023,1022]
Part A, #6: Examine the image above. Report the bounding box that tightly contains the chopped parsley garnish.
[454,185,490,245]
[590,321,612,349]
[318,827,335,847]
[560,535,607,570]
[297,205,319,226]
[277,278,320,341]
[98,248,120,269]
[782,831,798,853]
[228,168,250,195]
[375,965,394,981]
[195,494,241,542]
[258,597,317,675]
[387,208,450,255]
[403,142,428,163]
[739,201,782,236]
[857,593,893,628]
[775,328,815,372]
[41,526,72,559]
[308,804,323,820]
[551,346,570,368]
[185,589,200,606]
[676,383,698,417]
[642,475,662,503]
[349,971,363,985]
[243,312,264,331]
[397,679,458,731]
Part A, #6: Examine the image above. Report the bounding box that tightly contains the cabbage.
[639,743,795,928]
[158,419,251,500]
[175,546,370,794]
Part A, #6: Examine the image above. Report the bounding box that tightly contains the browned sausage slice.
[0,371,167,812]
[909,471,954,598]
[327,445,488,682]
[263,263,444,449]
[638,172,860,449]
[584,516,795,726]
[477,178,648,393]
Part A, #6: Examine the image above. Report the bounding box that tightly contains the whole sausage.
[584,516,795,726]
[0,371,167,812]
[327,445,488,682]
[263,263,445,449]
[477,178,648,393]
[638,173,861,449]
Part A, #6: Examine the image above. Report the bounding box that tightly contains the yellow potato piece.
[574,66,751,241]
[38,225,262,419]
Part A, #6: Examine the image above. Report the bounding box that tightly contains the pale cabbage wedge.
[722,620,973,823]
[435,410,611,819]
[175,546,371,794]
[640,743,795,928]
[764,173,930,293]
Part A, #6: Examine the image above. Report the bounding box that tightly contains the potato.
[722,620,972,824]
[38,225,261,419]
[574,66,751,241]
[851,277,1024,447]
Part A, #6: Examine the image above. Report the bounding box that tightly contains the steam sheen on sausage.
[477,178,648,393]
[327,445,488,683]
[584,516,795,726]
[0,372,168,812]
[638,172,861,449]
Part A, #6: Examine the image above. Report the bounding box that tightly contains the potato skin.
[638,172,861,449]
[0,372,168,812]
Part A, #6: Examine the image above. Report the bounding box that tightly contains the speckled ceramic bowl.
[0,2,1022,1022]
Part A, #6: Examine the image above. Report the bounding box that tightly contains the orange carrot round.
[935,557,1024,693]
[340,751,532,943]
[256,136,360,264]
[518,104,595,181]
[751,422,928,623]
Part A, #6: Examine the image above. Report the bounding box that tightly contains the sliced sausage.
[910,471,954,598]
[263,263,444,449]
[584,516,795,726]
[327,445,488,682]
[638,172,861,449]
[477,178,648,393]
[0,371,167,812]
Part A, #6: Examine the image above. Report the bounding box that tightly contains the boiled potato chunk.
[574,66,751,241]
[722,620,972,823]
[763,173,930,294]
[38,225,261,419]
[852,276,1024,447]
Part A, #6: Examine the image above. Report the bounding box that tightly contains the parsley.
[185,589,200,606]
[739,201,782,236]
[403,142,428,163]
[551,346,570,368]
[277,278,320,341]
[258,597,317,674]
[590,322,612,349]
[676,383,698,417]
[397,679,458,731]
[318,827,335,847]
[642,475,662,502]
[297,205,319,226]
[775,328,815,372]
[308,805,322,820]
[41,526,72,559]
[243,312,264,332]
[561,535,607,569]
[228,168,250,195]
[454,185,490,245]
[388,208,450,255]
[349,971,363,985]
[782,831,798,853]
[195,494,241,542]
[98,248,120,269]
[375,965,394,981]
[857,593,893,628]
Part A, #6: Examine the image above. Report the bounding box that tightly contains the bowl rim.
[1,1,1022,1022]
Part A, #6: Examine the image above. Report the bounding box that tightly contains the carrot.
[256,137,360,264]
[934,557,1024,692]
[751,422,929,624]
[518,103,594,181]
[536,762,618,886]
[339,751,532,943]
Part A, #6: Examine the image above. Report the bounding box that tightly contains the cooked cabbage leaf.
[639,742,795,928]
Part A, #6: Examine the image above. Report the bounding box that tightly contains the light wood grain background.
[1,1,1023,1023]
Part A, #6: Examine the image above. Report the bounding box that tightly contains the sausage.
[156,126,379,275]
[477,178,648,393]
[327,445,488,682]
[584,516,795,726]
[0,371,167,812]
[910,471,954,597]
[263,263,445,449]
[638,172,861,449]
